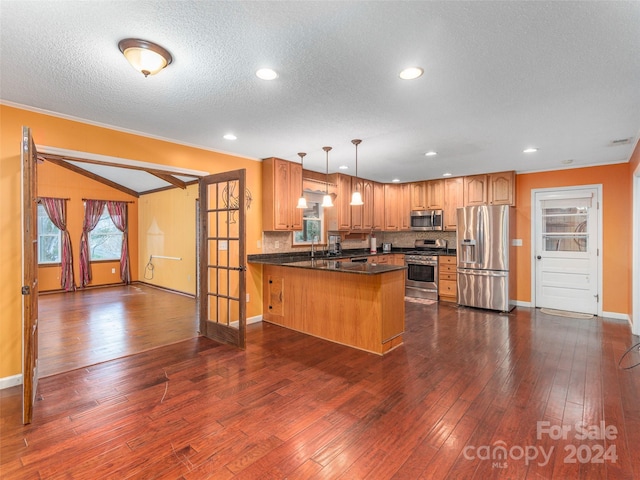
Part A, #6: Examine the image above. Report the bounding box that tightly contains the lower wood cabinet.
[438,255,457,303]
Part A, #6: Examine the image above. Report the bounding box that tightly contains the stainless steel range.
[404,239,448,300]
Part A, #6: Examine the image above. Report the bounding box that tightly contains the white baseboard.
[514,300,532,308]
[0,374,23,390]
[247,315,262,325]
[602,311,631,323]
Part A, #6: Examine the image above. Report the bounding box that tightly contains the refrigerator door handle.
[457,268,507,278]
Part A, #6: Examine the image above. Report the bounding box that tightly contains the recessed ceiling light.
[442,172,452,177]
[339,165,349,170]
[392,178,400,183]
[256,68,278,80]
[523,148,538,153]
[399,67,423,80]
[223,134,237,140]
[425,151,437,157]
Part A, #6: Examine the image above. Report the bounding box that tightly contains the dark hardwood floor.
[38,284,198,377]
[2,300,640,479]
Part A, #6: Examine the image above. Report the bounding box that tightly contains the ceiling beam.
[149,171,187,189]
[38,153,201,178]
[43,157,140,198]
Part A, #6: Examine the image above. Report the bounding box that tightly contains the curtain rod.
[82,198,135,204]
[37,197,70,202]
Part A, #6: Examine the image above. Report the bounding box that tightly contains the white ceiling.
[2,1,640,185]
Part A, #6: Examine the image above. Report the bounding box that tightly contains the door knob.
[536,255,542,260]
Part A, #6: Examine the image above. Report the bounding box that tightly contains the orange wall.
[1,104,263,379]
[515,163,631,314]
[38,161,139,291]
[629,140,640,320]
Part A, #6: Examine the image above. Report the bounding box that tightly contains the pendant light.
[296,152,308,209]
[321,146,334,208]
[350,139,364,206]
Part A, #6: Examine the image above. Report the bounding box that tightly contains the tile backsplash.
[262,230,457,254]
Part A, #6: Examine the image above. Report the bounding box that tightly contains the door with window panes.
[534,187,600,315]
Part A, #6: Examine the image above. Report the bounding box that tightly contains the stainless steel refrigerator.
[456,205,516,312]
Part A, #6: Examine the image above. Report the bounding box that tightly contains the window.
[293,193,324,245]
[37,204,61,264]
[89,206,122,260]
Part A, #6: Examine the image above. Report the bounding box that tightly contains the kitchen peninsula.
[249,256,406,355]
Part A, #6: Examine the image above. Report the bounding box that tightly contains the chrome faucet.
[311,235,317,258]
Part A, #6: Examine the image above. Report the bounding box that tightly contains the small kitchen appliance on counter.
[328,234,342,256]
[382,242,392,253]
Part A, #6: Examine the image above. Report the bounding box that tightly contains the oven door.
[405,260,438,299]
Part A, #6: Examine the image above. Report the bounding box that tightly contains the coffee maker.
[328,234,342,256]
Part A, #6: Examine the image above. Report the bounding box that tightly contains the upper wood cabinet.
[383,183,400,230]
[410,180,444,210]
[262,157,302,231]
[372,181,385,230]
[443,176,464,231]
[488,171,515,205]
[463,171,515,206]
[325,173,352,231]
[350,178,374,231]
[401,183,411,230]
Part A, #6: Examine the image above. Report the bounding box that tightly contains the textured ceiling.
[2,1,639,184]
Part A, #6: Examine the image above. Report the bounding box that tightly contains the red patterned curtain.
[79,200,105,288]
[40,197,76,291]
[106,201,131,284]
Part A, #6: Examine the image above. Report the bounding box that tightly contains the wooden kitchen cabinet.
[262,157,303,231]
[488,170,515,205]
[372,181,385,230]
[438,255,457,303]
[411,180,444,211]
[351,179,376,231]
[265,274,284,317]
[463,171,515,206]
[384,183,400,230]
[401,183,411,230]
[325,173,352,231]
[443,176,464,231]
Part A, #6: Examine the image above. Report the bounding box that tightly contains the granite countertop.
[277,259,406,275]
[247,248,455,265]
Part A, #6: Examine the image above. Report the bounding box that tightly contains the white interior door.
[534,187,600,315]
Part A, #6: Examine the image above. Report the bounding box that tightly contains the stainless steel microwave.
[410,209,443,231]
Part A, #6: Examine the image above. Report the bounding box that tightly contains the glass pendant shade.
[119,39,172,77]
[296,195,308,209]
[350,190,363,206]
[321,194,334,208]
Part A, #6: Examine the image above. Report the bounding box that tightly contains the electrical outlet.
[257,239,262,249]
[512,239,523,247]
[275,241,280,249]
[111,268,116,274]
[246,293,250,303]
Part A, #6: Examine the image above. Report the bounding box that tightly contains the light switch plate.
[512,239,523,247]
[219,240,228,250]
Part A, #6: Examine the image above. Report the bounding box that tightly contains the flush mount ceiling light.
[256,68,278,80]
[223,134,237,140]
[399,67,424,80]
[339,165,349,170]
[392,178,400,183]
[350,139,364,206]
[296,152,308,209]
[321,147,334,208]
[442,172,452,177]
[425,151,437,157]
[523,147,539,153]
[118,38,172,77]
